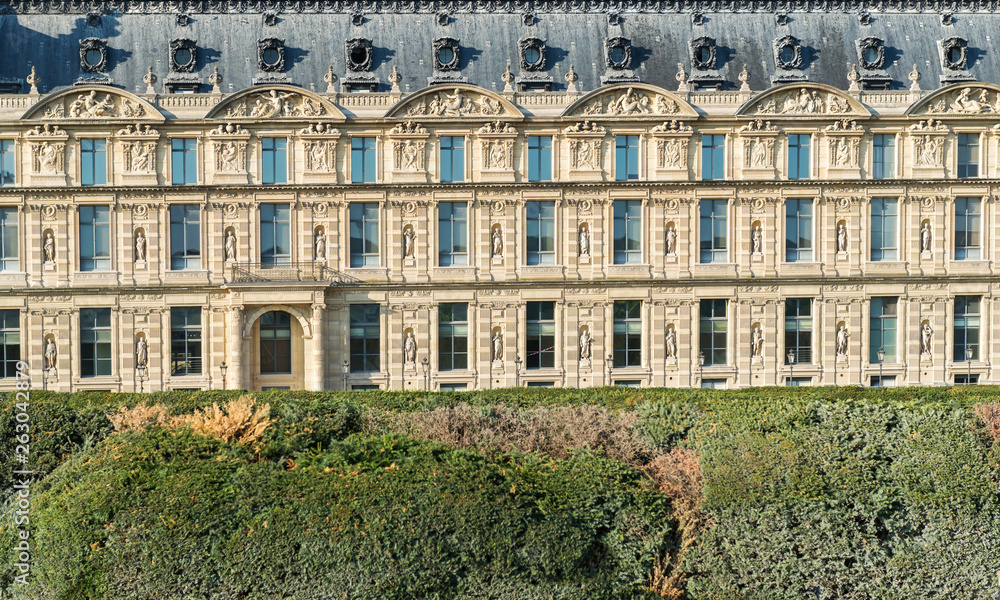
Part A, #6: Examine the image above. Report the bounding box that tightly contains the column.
[310,302,325,390]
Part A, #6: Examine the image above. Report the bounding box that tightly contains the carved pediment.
[385,85,521,119]
[562,84,697,118]
[22,86,164,122]
[907,83,1000,115]
[205,85,345,121]
[737,83,869,117]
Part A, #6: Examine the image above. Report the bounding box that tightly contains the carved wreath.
[605,37,632,70]
[345,38,373,72]
[433,37,460,71]
[518,37,547,71]
[773,35,803,70]
[690,36,717,70]
[79,38,108,73]
[856,37,885,70]
[170,38,198,73]
[257,38,286,73]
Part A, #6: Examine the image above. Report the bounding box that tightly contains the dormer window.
[434,37,460,71]
[856,37,885,70]
[169,39,197,73]
[80,38,108,73]
[605,37,632,70]
[774,35,802,70]
[941,37,968,70]
[258,38,285,72]
[346,38,373,72]
[690,37,717,70]
[519,37,546,71]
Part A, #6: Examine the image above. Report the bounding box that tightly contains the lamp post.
[42,366,50,391]
[698,350,705,387]
[136,365,147,393]
[876,346,885,387]
[786,348,796,386]
[220,361,228,391]
[606,353,614,386]
[421,357,429,391]
[341,358,350,391]
[514,355,522,387]
[966,345,974,384]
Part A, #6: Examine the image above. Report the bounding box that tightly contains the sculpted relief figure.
[665,225,677,255]
[579,225,590,257]
[920,322,933,356]
[35,142,63,173]
[751,224,763,254]
[491,226,503,258]
[745,137,774,168]
[571,140,600,170]
[665,327,677,359]
[607,88,651,115]
[837,223,849,253]
[948,87,993,114]
[225,230,237,261]
[403,226,416,258]
[124,140,155,173]
[492,331,504,362]
[43,231,55,262]
[751,325,763,358]
[830,137,859,167]
[403,331,417,365]
[218,141,241,172]
[579,328,592,360]
[68,91,116,118]
[43,338,57,371]
[836,325,850,357]
[135,230,146,262]
[920,222,932,252]
[659,139,684,168]
[913,135,943,167]
[315,230,326,260]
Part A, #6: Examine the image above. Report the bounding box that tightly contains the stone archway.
[242,305,313,391]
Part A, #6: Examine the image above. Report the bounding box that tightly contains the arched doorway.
[249,309,306,390]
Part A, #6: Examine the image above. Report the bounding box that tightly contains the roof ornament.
[26,66,40,95]
[738,64,750,92]
[143,67,157,94]
[909,64,922,92]
[388,65,402,94]
[564,64,579,93]
[209,66,222,94]
[324,65,337,93]
[847,64,860,92]
[675,63,689,92]
[501,60,515,93]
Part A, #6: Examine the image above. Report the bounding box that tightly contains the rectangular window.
[954,295,981,362]
[526,201,556,265]
[613,300,642,368]
[700,299,727,366]
[80,138,107,186]
[788,134,810,180]
[259,311,292,375]
[440,136,465,183]
[0,207,17,272]
[349,203,380,267]
[170,307,202,376]
[0,309,20,378]
[870,297,898,364]
[438,202,469,267]
[169,205,200,270]
[0,139,15,186]
[955,374,979,385]
[438,303,468,371]
[79,205,111,271]
[870,198,898,261]
[872,134,895,180]
[440,383,467,391]
[350,304,381,373]
[615,135,640,181]
[613,200,642,264]
[701,379,728,389]
[955,197,981,260]
[957,133,979,178]
[261,137,288,184]
[527,135,552,182]
[700,199,727,263]
[784,298,812,365]
[80,308,112,377]
[702,134,724,181]
[350,137,377,183]
[870,376,896,388]
[526,301,555,369]
[260,204,291,264]
[786,377,812,387]
[785,198,813,262]
[171,138,197,185]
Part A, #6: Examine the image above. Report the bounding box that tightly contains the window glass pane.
[0,140,15,186]
[0,207,17,271]
[958,133,979,178]
[612,300,642,367]
[526,201,556,265]
[699,299,727,366]
[528,136,552,182]
[955,197,981,260]
[702,135,723,181]
[785,198,813,262]
[700,199,727,263]
[870,297,898,363]
[613,200,641,264]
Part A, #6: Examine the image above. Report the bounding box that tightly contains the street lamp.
[606,353,614,386]
[514,355,522,387]
[876,346,885,386]
[965,345,974,384]
[220,361,228,391]
[421,357,429,391]
[42,366,50,391]
[698,350,705,387]
[136,364,147,393]
[341,358,350,390]
[786,348,796,386]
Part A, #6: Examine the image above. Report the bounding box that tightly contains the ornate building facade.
[1,2,1000,390]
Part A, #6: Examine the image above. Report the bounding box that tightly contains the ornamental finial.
[26,66,40,94]
[564,64,579,93]
[847,63,860,92]
[675,63,689,92]
[324,65,337,93]
[908,64,922,92]
[388,65,401,93]
[143,66,157,94]
[209,66,222,93]
[502,60,514,93]
[738,64,750,91]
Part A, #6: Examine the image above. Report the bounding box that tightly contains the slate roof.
[2,2,1000,95]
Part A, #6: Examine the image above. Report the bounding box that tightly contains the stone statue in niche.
[665,225,677,255]
[920,222,932,253]
[403,226,416,259]
[135,230,146,262]
[751,325,763,358]
[836,223,849,253]
[836,324,850,357]
[43,338,57,371]
[751,224,763,254]
[579,328,592,361]
[579,225,590,257]
[491,226,503,258]
[43,231,55,262]
[492,331,504,362]
[403,331,417,365]
[225,230,237,261]
[920,323,933,356]
[315,230,326,260]
[665,327,677,359]
[136,336,148,368]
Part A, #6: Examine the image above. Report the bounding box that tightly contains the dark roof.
[1,2,998,94]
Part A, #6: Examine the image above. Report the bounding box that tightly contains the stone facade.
[1,5,1000,390]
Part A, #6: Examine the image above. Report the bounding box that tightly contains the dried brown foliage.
[107,395,274,445]
[974,403,1000,442]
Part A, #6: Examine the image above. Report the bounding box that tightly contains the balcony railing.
[227,261,357,284]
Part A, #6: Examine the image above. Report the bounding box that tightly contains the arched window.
[259,311,292,374]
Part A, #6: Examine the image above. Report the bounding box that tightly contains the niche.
[664,220,677,256]
[490,223,504,259]
[42,228,56,267]
[224,226,238,261]
[750,220,763,256]
[133,227,147,267]
[490,326,505,365]
[314,226,326,260]
[578,222,591,257]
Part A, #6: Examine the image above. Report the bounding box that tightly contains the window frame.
[613,199,642,265]
[0,138,16,186]
[526,301,556,370]
[261,136,288,185]
[0,309,20,378]
[699,299,728,367]
[438,201,469,267]
[699,199,728,264]
[259,203,291,265]
[80,138,107,186]
[80,307,112,378]
[787,133,810,180]
[872,133,895,180]
[349,303,381,373]
[438,303,469,372]
[957,132,980,179]
[0,206,18,272]
[527,135,553,182]
[870,297,898,364]
[440,135,466,183]
[954,295,981,362]
[526,200,556,266]
[784,198,813,262]
[870,197,898,262]
[79,205,111,272]
[170,138,198,185]
[258,311,292,375]
[170,306,202,376]
[349,202,380,268]
[614,134,640,181]
[612,300,642,368]
[955,196,981,260]
[701,134,725,181]
[350,137,377,184]
[169,204,201,271]
[784,298,813,365]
